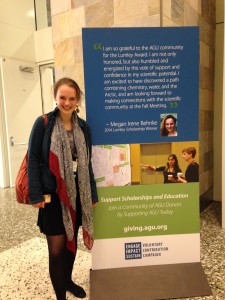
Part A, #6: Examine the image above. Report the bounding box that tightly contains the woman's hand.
[177,177,187,183]
[141,164,156,171]
[32,201,45,208]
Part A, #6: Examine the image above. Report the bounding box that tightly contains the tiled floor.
[0,187,224,300]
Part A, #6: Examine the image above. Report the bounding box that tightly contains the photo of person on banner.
[141,154,182,184]
[178,147,199,183]
[160,114,178,137]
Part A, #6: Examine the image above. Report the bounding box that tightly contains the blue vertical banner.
[83,27,199,145]
[82,27,200,270]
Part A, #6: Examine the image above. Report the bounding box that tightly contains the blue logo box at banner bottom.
[125,242,142,260]
[82,27,199,145]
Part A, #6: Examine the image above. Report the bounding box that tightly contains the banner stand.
[83,27,212,300]
[90,263,211,300]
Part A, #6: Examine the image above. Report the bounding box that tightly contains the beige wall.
[50,0,215,197]
[0,0,36,62]
[34,27,54,64]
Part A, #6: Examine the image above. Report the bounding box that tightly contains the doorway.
[0,58,55,188]
[39,63,55,113]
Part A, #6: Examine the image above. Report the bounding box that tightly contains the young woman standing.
[178,147,199,183]
[28,77,98,299]
[141,154,182,183]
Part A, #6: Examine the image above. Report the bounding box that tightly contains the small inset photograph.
[138,141,199,185]
[160,113,177,137]
[91,142,199,187]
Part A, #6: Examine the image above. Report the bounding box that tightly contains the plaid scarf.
[49,112,94,253]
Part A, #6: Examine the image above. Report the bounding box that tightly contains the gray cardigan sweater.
[27,107,98,204]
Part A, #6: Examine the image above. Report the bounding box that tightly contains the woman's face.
[165,118,176,133]
[55,84,78,116]
[182,151,192,162]
[168,156,175,166]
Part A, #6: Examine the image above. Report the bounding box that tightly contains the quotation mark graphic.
[94,43,102,50]
[169,102,178,108]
